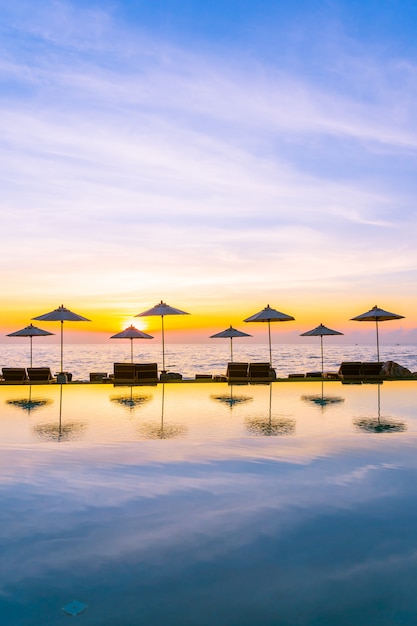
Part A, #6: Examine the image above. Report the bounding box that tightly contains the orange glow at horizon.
[0,298,414,344]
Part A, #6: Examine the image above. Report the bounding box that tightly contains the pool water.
[1,381,417,625]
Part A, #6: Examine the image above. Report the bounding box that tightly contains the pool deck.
[0,375,416,385]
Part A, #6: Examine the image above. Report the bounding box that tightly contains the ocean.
[1,342,416,381]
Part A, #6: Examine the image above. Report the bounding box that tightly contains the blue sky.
[0,0,416,341]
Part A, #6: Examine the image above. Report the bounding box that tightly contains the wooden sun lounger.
[27,367,55,382]
[113,363,159,384]
[113,363,137,383]
[135,363,159,384]
[248,362,275,383]
[2,367,28,382]
[89,372,108,382]
[226,362,249,383]
[361,362,384,382]
[338,361,363,383]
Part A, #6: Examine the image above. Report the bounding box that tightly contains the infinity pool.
[1,381,417,625]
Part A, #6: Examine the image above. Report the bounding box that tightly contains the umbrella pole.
[268,320,272,365]
[320,335,324,376]
[161,315,165,373]
[130,338,133,363]
[30,336,33,368]
[230,337,233,362]
[375,320,380,362]
[60,320,64,373]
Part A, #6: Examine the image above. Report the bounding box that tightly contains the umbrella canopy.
[32,305,91,373]
[244,304,295,365]
[350,305,404,362]
[110,325,153,363]
[300,323,344,375]
[209,325,252,362]
[7,323,54,367]
[135,300,190,373]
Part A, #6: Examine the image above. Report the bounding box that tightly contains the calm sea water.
[1,341,417,380]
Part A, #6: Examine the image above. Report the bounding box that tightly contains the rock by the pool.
[381,361,413,378]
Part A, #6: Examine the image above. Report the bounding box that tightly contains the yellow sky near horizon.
[0,294,413,345]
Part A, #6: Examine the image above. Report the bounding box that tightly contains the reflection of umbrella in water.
[33,385,86,441]
[139,383,187,439]
[245,385,296,436]
[209,326,252,362]
[244,304,294,366]
[7,323,55,367]
[353,383,407,433]
[110,387,152,412]
[110,325,154,363]
[300,323,343,375]
[210,385,253,410]
[6,386,53,414]
[136,301,190,373]
[301,380,345,411]
[32,305,91,373]
[350,305,404,362]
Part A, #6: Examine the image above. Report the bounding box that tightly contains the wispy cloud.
[0,1,416,323]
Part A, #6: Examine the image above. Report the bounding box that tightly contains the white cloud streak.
[0,1,416,310]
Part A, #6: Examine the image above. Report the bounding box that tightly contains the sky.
[1,0,416,343]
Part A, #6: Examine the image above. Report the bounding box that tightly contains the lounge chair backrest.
[361,362,383,377]
[2,367,28,382]
[248,362,272,381]
[113,363,137,381]
[226,362,249,380]
[338,362,363,377]
[90,372,108,382]
[135,363,159,383]
[27,367,53,382]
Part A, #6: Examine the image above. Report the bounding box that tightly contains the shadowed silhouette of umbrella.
[139,384,187,439]
[110,325,153,363]
[210,385,253,410]
[245,385,296,436]
[110,387,152,412]
[32,305,91,373]
[6,387,53,414]
[33,385,85,441]
[301,380,345,412]
[7,324,54,367]
[350,305,404,362]
[209,326,252,362]
[353,383,407,433]
[300,323,343,376]
[136,301,190,374]
[244,304,294,365]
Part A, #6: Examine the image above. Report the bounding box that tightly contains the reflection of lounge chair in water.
[2,367,28,382]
